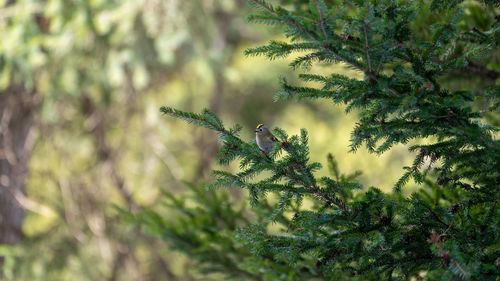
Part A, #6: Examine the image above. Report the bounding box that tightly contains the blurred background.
[0,0,498,280]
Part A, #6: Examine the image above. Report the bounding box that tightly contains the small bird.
[255,124,278,156]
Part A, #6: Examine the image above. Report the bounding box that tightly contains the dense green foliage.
[147,0,500,280]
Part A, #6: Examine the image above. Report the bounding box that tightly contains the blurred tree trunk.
[0,86,39,244]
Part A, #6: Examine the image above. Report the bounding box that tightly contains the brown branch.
[363,6,372,72]
[424,204,450,228]
[248,17,280,22]
[314,0,328,38]
[249,0,274,13]
[325,7,343,21]
[452,260,468,277]
[363,24,372,73]
[388,88,401,97]
[376,53,386,75]
[161,108,226,134]
[294,160,350,213]
[428,227,468,278]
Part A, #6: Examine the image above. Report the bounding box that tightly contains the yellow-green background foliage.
[0,0,497,280]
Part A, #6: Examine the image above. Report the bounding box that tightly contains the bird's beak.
[255,130,258,132]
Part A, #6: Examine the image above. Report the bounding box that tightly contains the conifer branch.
[423,7,460,62]
[160,106,226,133]
[249,0,379,83]
[314,0,328,38]
[248,0,274,13]
[375,53,385,75]
[152,1,500,279]
[298,161,349,213]
[362,7,372,73]
[363,25,372,73]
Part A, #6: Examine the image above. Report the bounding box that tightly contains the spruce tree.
[134,0,499,280]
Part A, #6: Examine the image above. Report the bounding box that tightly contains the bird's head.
[255,123,271,136]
